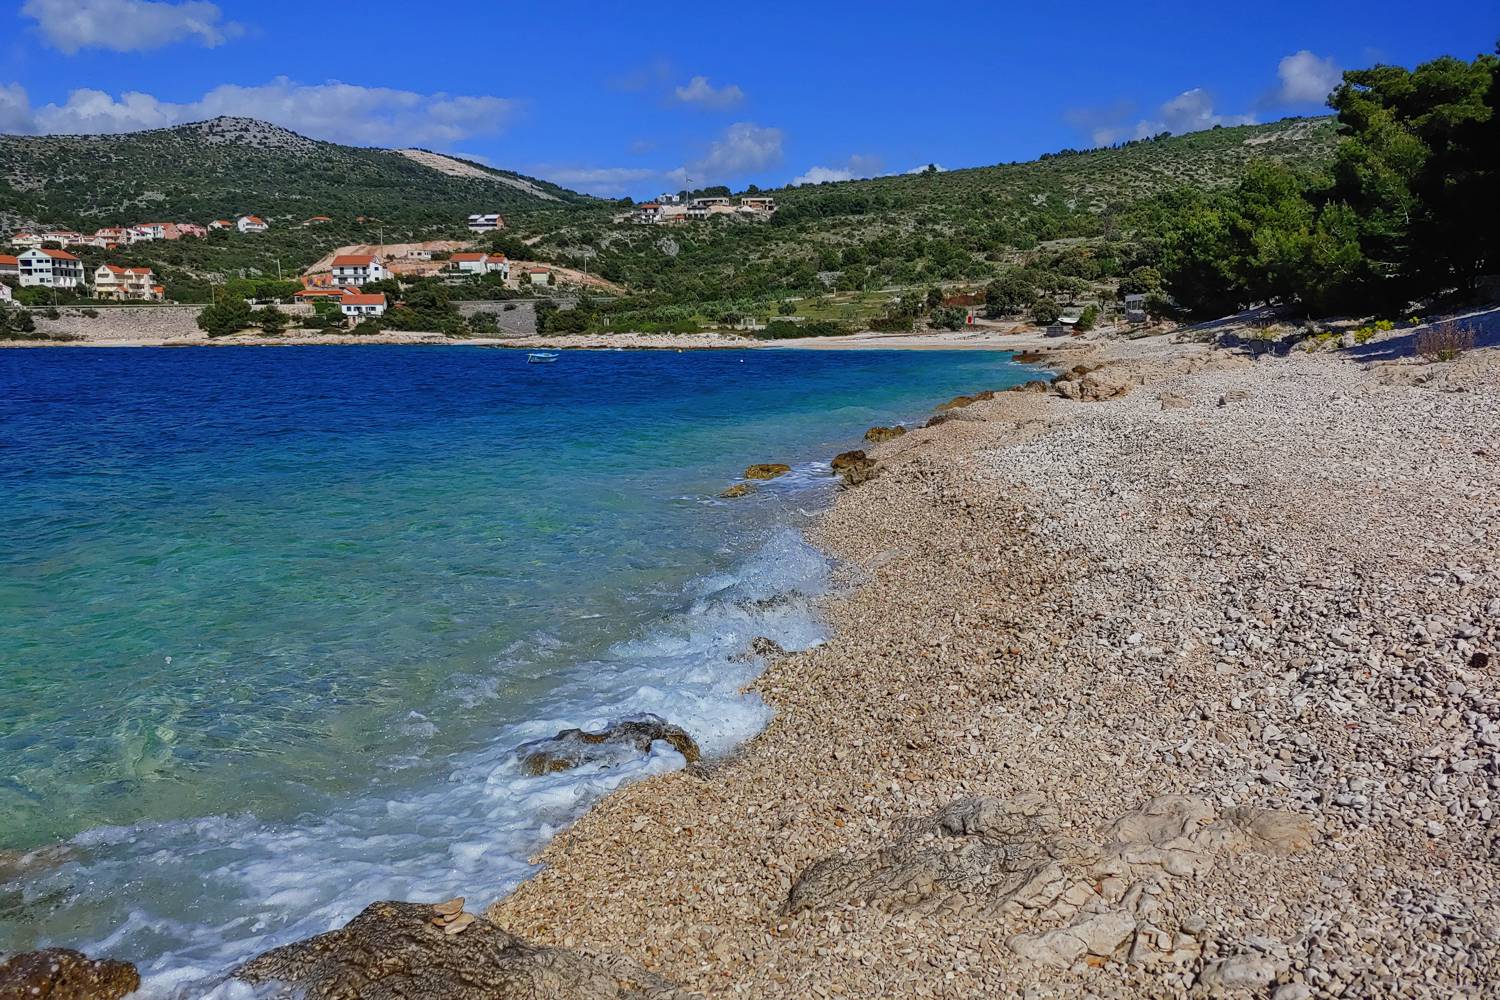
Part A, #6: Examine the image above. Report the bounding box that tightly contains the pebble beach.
[478,333,1500,998]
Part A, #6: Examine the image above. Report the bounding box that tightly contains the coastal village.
[630,193,777,224]
[0,209,556,323]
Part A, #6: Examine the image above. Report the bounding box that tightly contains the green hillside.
[0,116,589,232]
[527,117,1339,321]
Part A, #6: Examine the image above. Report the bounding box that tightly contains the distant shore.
[3,320,1084,353]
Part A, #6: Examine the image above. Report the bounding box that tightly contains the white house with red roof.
[0,254,18,280]
[209,219,233,231]
[236,215,269,233]
[18,248,84,289]
[11,233,46,250]
[448,252,509,278]
[94,264,163,301]
[340,292,387,318]
[329,254,386,286]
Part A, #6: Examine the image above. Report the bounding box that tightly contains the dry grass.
[1416,321,1476,363]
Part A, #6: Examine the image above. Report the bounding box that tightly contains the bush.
[928,305,968,331]
[1030,299,1062,326]
[754,319,849,340]
[197,297,255,337]
[257,305,290,335]
[468,311,500,334]
[349,319,383,336]
[869,314,914,332]
[1415,322,1475,362]
[1076,304,1099,332]
[80,308,99,319]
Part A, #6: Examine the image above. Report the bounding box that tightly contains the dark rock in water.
[743,463,791,480]
[516,715,701,776]
[235,899,691,1000]
[935,394,976,411]
[864,425,906,444]
[0,948,140,1000]
[1009,379,1051,394]
[719,483,753,499]
[830,450,877,486]
[1013,351,1047,364]
[750,636,786,657]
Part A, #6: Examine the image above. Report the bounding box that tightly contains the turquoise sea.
[0,345,1036,995]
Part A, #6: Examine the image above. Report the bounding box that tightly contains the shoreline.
[1,324,1090,354]
[476,335,1500,997]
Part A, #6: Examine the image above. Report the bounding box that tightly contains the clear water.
[0,345,1035,995]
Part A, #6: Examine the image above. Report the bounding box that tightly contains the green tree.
[1030,299,1062,325]
[984,271,1035,317]
[196,297,255,337]
[257,305,289,334]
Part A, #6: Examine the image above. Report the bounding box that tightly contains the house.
[18,248,84,289]
[685,203,709,220]
[449,252,509,278]
[525,267,550,286]
[293,286,353,304]
[740,196,777,214]
[209,219,233,230]
[466,213,505,232]
[691,197,731,208]
[178,223,208,239]
[136,223,185,241]
[329,254,386,286]
[11,233,46,250]
[340,292,387,318]
[0,254,18,279]
[657,192,682,204]
[635,202,664,224]
[236,215,269,233]
[94,264,163,301]
[303,216,332,226]
[41,231,84,247]
[1124,293,1148,323]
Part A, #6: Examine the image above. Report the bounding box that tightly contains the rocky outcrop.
[936,391,996,412]
[864,426,906,444]
[830,450,877,487]
[787,794,1314,974]
[1053,364,1132,402]
[718,483,753,499]
[742,464,791,481]
[516,715,700,776]
[235,899,694,999]
[0,948,140,1000]
[1009,379,1052,394]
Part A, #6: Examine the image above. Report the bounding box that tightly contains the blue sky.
[1,0,1495,198]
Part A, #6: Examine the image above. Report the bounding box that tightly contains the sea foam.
[14,528,829,999]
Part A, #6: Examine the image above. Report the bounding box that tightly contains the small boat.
[527,352,560,364]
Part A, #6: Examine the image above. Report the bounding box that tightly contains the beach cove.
[0,345,1043,995]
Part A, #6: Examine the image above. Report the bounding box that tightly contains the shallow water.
[0,345,1035,993]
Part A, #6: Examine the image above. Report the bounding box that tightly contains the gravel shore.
[486,338,1500,997]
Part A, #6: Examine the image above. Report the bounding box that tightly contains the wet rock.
[831,450,878,486]
[936,394,978,411]
[864,425,906,444]
[0,948,140,1000]
[235,899,693,999]
[1013,351,1047,364]
[718,483,753,499]
[516,715,700,776]
[743,463,791,480]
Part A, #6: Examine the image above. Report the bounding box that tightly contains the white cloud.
[539,166,661,197]
[1270,50,1341,105]
[792,153,884,186]
[1069,88,1255,146]
[673,75,745,110]
[1150,88,1256,135]
[21,0,242,54]
[676,121,783,184]
[4,78,518,147]
[0,83,35,133]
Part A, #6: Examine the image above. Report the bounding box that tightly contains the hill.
[0,116,589,233]
[524,117,1341,327]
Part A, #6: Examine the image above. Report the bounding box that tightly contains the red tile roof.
[0,254,17,267]
[450,252,488,262]
[341,293,386,306]
[33,248,79,260]
[331,254,376,267]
